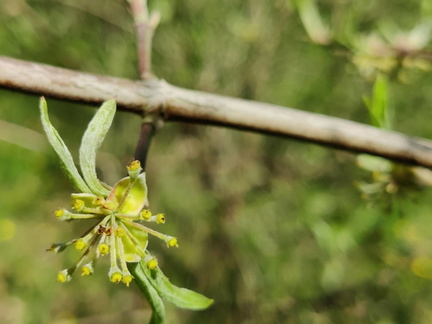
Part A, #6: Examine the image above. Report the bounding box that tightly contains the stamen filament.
[129,221,175,244]
[68,212,104,220]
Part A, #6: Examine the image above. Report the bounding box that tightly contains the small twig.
[129,0,160,79]
[128,0,161,169]
[134,119,156,171]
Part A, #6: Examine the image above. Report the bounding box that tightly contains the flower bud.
[127,160,142,180]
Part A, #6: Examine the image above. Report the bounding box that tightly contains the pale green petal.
[107,173,148,215]
[121,222,148,262]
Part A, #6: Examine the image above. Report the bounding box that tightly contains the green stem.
[129,262,166,324]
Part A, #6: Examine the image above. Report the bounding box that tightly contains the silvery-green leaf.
[139,259,214,310]
[129,262,166,324]
[79,99,116,197]
[39,97,91,193]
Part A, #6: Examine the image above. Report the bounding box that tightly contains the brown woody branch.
[1,55,432,168]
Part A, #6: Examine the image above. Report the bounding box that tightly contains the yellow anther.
[156,213,166,224]
[54,209,64,218]
[115,227,125,237]
[147,258,158,270]
[127,160,141,172]
[98,243,110,255]
[140,209,152,220]
[123,274,133,287]
[168,237,179,248]
[57,270,70,283]
[73,199,85,212]
[81,264,93,276]
[93,196,105,206]
[110,272,123,283]
[74,239,87,251]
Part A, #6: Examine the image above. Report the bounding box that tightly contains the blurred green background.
[1,0,432,323]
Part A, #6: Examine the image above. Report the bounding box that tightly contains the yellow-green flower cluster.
[49,160,178,286]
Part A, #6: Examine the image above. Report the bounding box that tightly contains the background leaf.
[364,74,391,129]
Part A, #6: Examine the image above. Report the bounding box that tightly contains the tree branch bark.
[1,55,432,168]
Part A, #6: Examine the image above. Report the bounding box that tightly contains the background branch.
[129,0,160,79]
[1,55,432,168]
[128,0,160,169]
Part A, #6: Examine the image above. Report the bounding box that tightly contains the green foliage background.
[1,0,432,323]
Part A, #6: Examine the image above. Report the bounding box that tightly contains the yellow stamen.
[123,274,133,287]
[57,270,71,283]
[168,237,178,248]
[98,243,110,255]
[115,226,125,237]
[127,160,141,172]
[81,264,94,276]
[74,239,87,251]
[140,209,152,220]
[54,209,64,218]
[73,199,85,212]
[147,258,158,270]
[110,272,123,283]
[93,196,105,206]
[156,213,165,224]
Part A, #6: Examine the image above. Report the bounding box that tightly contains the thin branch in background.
[128,0,160,79]
[0,119,47,152]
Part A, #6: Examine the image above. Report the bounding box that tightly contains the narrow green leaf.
[129,262,166,324]
[139,260,214,310]
[79,99,116,197]
[39,97,91,193]
[368,74,390,129]
[295,0,331,45]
